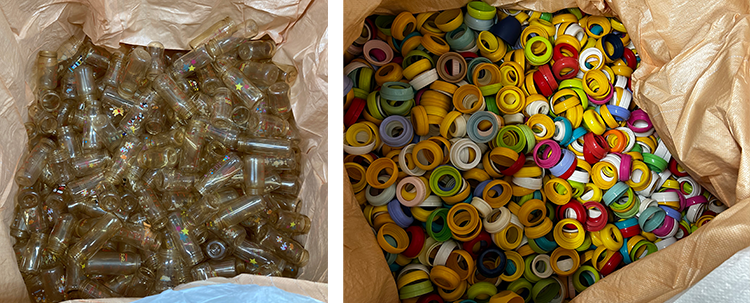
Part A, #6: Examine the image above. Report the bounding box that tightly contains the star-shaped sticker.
[290,222,296,227]
[113,108,124,116]
[183,64,190,71]
[181,228,190,236]
[249,258,257,264]
[189,65,195,72]
[235,83,243,90]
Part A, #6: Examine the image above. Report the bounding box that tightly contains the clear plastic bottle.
[30,103,58,135]
[153,247,189,293]
[16,183,41,208]
[67,213,122,265]
[39,89,62,112]
[113,222,163,252]
[20,232,48,275]
[274,172,301,197]
[56,34,86,63]
[25,272,47,302]
[25,122,38,142]
[166,211,205,266]
[65,258,85,294]
[70,149,111,177]
[10,205,30,239]
[144,105,166,135]
[232,104,252,126]
[96,180,121,211]
[144,127,185,149]
[118,47,152,99]
[105,136,143,184]
[276,63,298,85]
[101,86,135,111]
[102,51,125,88]
[233,237,284,275]
[40,264,66,302]
[153,72,197,121]
[75,65,97,98]
[195,153,243,195]
[268,82,292,118]
[189,91,213,117]
[15,137,56,187]
[84,251,142,275]
[67,170,106,200]
[270,209,311,235]
[211,87,234,129]
[207,195,266,230]
[180,118,209,173]
[235,135,293,156]
[163,191,197,211]
[205,122,240,148]
[97,114,126,152]
[169,45,213,79]
[147,41,166,81]
[238,61,279,87]
[82,45,111,70]
[131,180,168,230]
[248,113,290,138]
[213,61,265,108]
[79,278,116,298]
[67,197,108,218]
[255,225,309,266]
[196,65,223,96]
[190,261,219,281]
[159,169,197,192]
[58,126,81,160]
[189,16,237,49]
[124,266,155,297]
[237,39,276,61]
[138,146,178,169]
[204,239,230,259]
[262,153,298,171]
[103,274,134,295]
[47,213,75,256]
[243,154,279,196]
[119,88,158,136]
[187,187,240,225]
[212,224,247,248]
[61,71,78,102]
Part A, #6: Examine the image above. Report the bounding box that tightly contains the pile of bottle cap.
[13,16,310,302]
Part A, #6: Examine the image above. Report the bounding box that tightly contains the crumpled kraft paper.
[343,0,750,302]
[0,0,328,301]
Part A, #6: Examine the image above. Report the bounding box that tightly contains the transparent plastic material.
[268,82,292,118]
[37,51,58,90]
[204,239,230,259]
[41,265,66,302]
[189,16,236,49]
[47,213,75,256]
[197,65,223,96]
[148,41,166,81]
[66,213,122,265]
[270,209,311,234]
[211,87,234,129]
[125,266,155,297]
[255,225,309,266]
[102,51,125,88]
[153,73,197,120]
[233,237,285,275]
[195,152,242,195]
[118,47,151,98]
[79,278,116,298]
[20,232,48,275]
[238,61,279,87]
[187,187,240,225]
[207,195,266,230]
[114,222,163,252]
[213,61,265,108]
[39,89,62,112]
[238,39,276,61]
[70,149,111,177]
[166,211,205,266]
[169,45,212,79]
[84,251,141,275]
[15,137,56,187]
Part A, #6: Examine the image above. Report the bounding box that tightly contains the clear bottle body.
[131,180,168,230]
[56,34,86,63]
[211,87,234,129]
[39,89,62,112]
[61,71,78,102]
[204,239,230,259]
[153,73,197,121]
[70,149,111,177]
[113,222,163,252]
[212,224,247,248]
[238,61,279,87]
[102,50,125,88]
[169,45,212,79]
[268,82,292,118]
[262,153,298,171]
[47,213,75,255]
[255,225,309,266]
[233,237,284,275]
[242,154,267,196]
[166,211,205,266]
[144,127,185,149]
[20,232,48,274]
[248,113,290,138]
[125,266,155,297]
[16,183,41,208]
[103,274,134,295]
[235,136,293,156]
[97,114,126,151]
[96,180,121,211]
[37,50,58,90]
[67,170,106,200]
[214,62,265,108]
[187,187,240,225]
[83,46,111,70]
[195,152,243,195]
[277,172,301,196]
[189,16,236,49]
[189,91,213,118]
[276,63,298,85]
[237,40,276,61]
[118,47,151,99]
[81,100,101,150]
[208,195,266,230]
[180,118,208,173]
[105,136,143,184]
[118,89,157,136]
[159,169,197,192]
[31,102,58,135]
[84,251,142,275]
[10,205,30,239]
[147,41,166,81]
[272,209,311,234]
[58,126,81,160]
[67,213,122,265]
[75,65,97,97]
[65,258,85,293]
[138,146,178,169]
[79,278,116,298]
[40,264,66,302]
[144,105,166,135]
[15,137,56,187]
[197,65,223,96]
